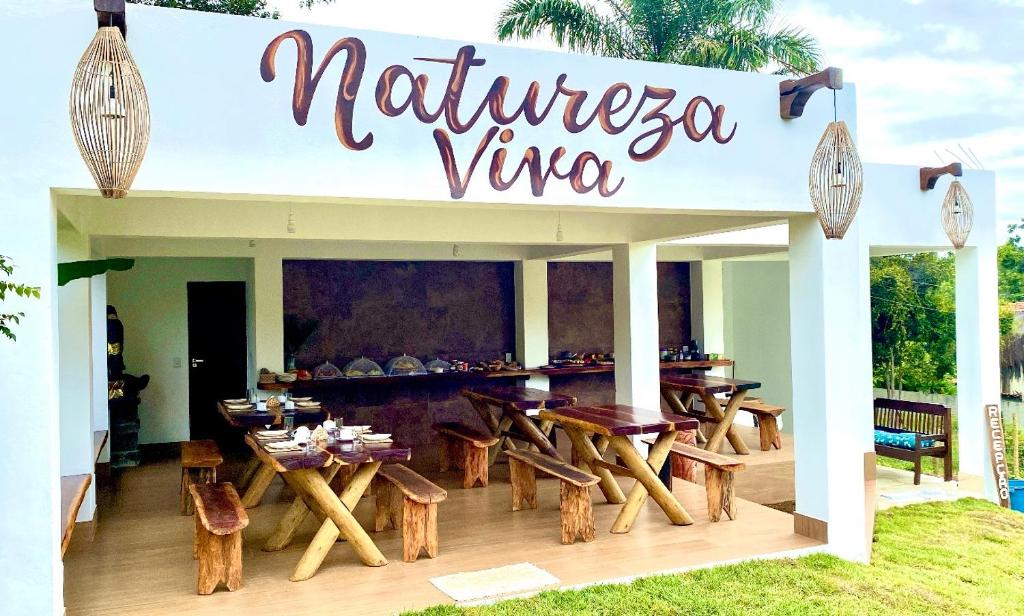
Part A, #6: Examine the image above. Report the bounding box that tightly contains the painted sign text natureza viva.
[260,30,738,199]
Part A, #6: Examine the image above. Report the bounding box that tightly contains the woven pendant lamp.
[69,26,150,199]
[808,120,864,239]
[941,180,973,249]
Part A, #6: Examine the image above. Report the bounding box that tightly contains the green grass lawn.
[410,499,1024,616]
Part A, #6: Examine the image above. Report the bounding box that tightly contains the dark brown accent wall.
[547,261,692,356]
[283,260,516,368]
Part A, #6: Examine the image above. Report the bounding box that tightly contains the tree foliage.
[999,220,1024,303]
[871,219,1024,396]
[871,253,956,395]
[126,0,280,18]
[0,255,41,342]
[496,0,821,74]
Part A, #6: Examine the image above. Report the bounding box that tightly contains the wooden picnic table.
[218,401,330,507]
[539,405,700,533]
[244,433,412,580]
[660,375,761,455]
[461,386,576,463]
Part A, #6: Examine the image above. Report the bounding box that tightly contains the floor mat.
[429,562,560,603]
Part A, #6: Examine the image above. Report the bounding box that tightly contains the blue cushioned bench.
[874,398,952,485]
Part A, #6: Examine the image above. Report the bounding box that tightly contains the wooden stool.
[181,440,223,515]
[505,449,600,545]
[373,464,447,562]
[432,422,499,488]
[190,482,248,595]
[738,400,785,451]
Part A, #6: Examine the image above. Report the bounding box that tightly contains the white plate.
[223,398,248,404]
[256,430,289,438]
[225,403,254,411]
[265,441,300,451]
[291,396,313,402]
[360,433,392,442]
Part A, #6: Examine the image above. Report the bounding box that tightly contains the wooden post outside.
[1014,414,1020,479]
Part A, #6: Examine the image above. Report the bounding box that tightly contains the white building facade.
[0,2,1001,613]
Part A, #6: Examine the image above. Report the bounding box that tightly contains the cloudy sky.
[278,0,1023,234]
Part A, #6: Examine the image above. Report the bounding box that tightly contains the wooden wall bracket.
[920,162,963,191]
[95,0,127,38]
[779,67,843,120]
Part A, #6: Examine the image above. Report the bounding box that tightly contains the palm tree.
[496,0,821,75]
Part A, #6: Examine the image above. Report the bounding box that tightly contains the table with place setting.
[217,396,329,430]
[216,396,330,507]
[244,423,411,580]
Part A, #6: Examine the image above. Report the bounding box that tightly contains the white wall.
[723,260,793,431]
[56,228,96,522]
[720,260,790,429]
[106,257,250,444]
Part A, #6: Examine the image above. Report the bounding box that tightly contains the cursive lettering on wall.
[261,30,737,200]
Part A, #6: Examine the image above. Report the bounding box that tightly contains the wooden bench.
[373,464,448,562]
[433,422,500,488]
[504,449,600,544]
[61,474,93,558]
[181,440,223,515]
[738,400,785,451]
[189,482,249,595]
[645,439,745,522]
[874,398,953,485]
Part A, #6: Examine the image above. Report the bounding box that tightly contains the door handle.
[191,358,205,368]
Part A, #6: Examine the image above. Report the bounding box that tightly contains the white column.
[955,245,1001,500]
[57,229,96,523]
[252,255,285,376]
[691,260,727,377]
[515,260,549,390]
[613,242,660,409]
[90,274,110,463]
[788,215,873,562]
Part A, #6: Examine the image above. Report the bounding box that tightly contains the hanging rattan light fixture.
[69,25,149,198]
[808,118,864,239]
[941,180,974,249]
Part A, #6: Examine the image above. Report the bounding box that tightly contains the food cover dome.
[312,361,342,380]
[423,358,451,374]
[384,354,427,376]
[342,356,384,377]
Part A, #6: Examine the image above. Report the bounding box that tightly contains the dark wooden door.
[187,281,247,444]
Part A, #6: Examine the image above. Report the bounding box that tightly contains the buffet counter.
[257,359,735,392]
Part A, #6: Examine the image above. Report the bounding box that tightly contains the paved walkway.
[875,466,984,510]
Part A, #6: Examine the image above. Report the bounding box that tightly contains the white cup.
[323,420,337,431]
[338,427,355,441]
[292,426,311,444]
[256,401,267,412]
[277,395,288,404]
[284,400,295,410]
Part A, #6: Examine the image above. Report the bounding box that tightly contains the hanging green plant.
[57,258,135,286]
[0,255,41,341]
